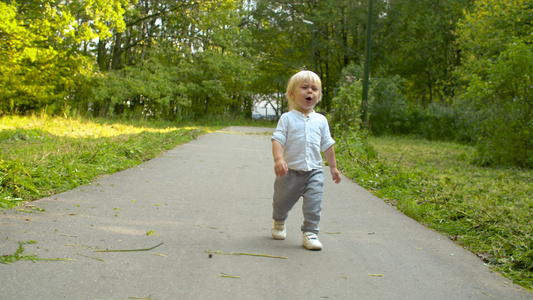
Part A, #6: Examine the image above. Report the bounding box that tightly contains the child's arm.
[324,145,341,184]
[272,140,288,177]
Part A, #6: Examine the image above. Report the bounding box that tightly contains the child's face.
[289,79,320,115]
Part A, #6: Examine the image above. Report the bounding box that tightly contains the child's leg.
[272,171,302,222]
[301,169,325,234]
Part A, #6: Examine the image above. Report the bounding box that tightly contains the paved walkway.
[1,127,531,299]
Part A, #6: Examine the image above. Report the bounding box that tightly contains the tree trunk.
[111,32,123,70]
[97,38,108,71]
[204,96,209,114]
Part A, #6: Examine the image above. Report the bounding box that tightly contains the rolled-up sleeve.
[271,114,288,146]
[320,119,335,152]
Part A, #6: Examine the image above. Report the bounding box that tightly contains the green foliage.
[367,75,411,135]
[455,0,533,167]
[0,0,127,115]
[338,62,461,141]
[374,0,471,105]
[417,102,460,141]
[337,135,533,290]
[89,40,254,120]
[249,0,375,111]
[329,78,363,133]
[328,62,377,167]
[90,44,192,120]
[0,241,39,264]
[462,41,532,167]
[83,0,256,121]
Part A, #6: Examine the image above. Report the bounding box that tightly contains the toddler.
[271,70,341,250]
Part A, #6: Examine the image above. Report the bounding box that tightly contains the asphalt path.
[1,126,531,300]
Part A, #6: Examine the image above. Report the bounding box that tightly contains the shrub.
[417,102,460,141]
[456,40,533,167]
[368,75,410,135]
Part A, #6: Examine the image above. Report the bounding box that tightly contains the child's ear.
[288,90,294,99]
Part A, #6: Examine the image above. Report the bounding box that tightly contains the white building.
[252,94,283,120]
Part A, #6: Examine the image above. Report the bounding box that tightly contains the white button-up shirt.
[272,110,335,171]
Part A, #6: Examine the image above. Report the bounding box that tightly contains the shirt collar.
[291,109,315,118]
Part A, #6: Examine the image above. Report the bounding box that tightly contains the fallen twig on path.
[218,273,240,279]
[76,253,104,262]
[94,242,164,253]
[205,250,288,259]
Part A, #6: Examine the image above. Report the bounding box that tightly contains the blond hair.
[286,70,322,111]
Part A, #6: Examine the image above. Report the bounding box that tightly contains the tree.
[454,0,533,167]
[248,0,373,112]
[0,0,128,115]
[88,0,257,120]
[373,0,472,106]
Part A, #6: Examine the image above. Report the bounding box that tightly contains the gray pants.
[272,169,325,234]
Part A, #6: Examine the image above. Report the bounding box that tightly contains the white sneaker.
[271,220,286,240]
[302,232,322,250]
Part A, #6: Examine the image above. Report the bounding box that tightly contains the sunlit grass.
[0,115,200,137]
[0,115,214,210]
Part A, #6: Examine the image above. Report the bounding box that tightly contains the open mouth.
[306,97,312,101]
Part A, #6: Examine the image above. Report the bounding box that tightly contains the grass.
[0,241,39,264]
[337,135,532,291]
[0,115,215,210]
[0,240,75,263]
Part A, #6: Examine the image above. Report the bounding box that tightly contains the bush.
[417,102,460,141]
[457,40,533,167]
[328,62,377,164]
[328,79,363,132]
[454,0,533,168]
[368,76,411,135]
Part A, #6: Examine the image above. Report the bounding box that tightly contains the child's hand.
[324,146,341,183]
[274,159,288,177]
[330,167,341,184]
